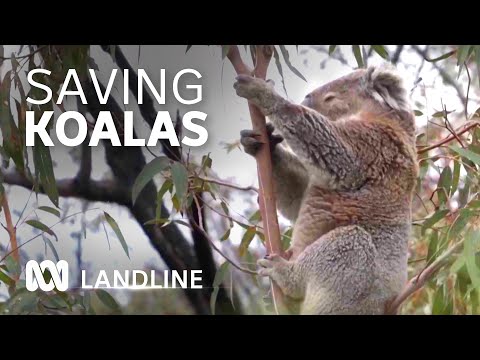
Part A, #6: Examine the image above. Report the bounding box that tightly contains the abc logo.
[25,260,69,292]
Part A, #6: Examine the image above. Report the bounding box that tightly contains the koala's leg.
[240,123,309,222]
[297,225,379,315]
[257,254,305,300]
[258,225,379,314]
[234,75,362,189]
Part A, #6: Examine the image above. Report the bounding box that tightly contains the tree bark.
[226,45,286,314]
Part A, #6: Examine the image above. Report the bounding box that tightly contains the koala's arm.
[271,144,309,221]
[241,124,309,221]
[234,76,366,189]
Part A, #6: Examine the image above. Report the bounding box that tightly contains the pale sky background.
[0,45,476,304]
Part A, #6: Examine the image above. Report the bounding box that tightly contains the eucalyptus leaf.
[26,220,58,241]
[132,156,170,204]
[104,212,129,258]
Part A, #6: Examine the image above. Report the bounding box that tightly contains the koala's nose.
[302,93,312,107]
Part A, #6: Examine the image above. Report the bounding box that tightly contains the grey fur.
[235,65,418,315]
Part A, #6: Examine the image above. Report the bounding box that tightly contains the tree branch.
[3,170,128,205]
[417,121,479,154]
[81,78,212,314]
[1,194,19,266]
[194,175,258,193]
[226,45,286,314]
[100,45,239,314]
[391,45,404,65]
[386,240,464,314]
[411,45,467,105]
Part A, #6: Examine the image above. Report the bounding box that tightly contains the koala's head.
[301,63,412,125]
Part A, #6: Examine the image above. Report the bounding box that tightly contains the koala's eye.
[324,94,336,102]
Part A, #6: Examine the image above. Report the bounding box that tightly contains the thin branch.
[391,45,404,65]
[194,175,258,193]
[226,45,253,75]
[417,121,479,154]
[465,61,471,119]
[1,194,19,264]
[191,195,257,276]
[0,45,47,61]
[411,45,467,105]
[3,170,129,205]
[226,45,285,314]
[386,239,464,314]
[0,208,101,264]
[441,101,465,148]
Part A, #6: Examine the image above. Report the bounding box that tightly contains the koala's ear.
[362,63,410,112]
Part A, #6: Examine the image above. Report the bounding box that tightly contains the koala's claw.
[257,253,284,271]
[240,123,284,157]
[233,75,273,101]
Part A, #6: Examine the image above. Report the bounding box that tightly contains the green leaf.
[424,50,456,63]
[432,285,452,315]
[239,226,256,257]
[464,229,480,289]
[95,289,120,311]
[457,45,472,66]
[201,153,212,172]
[43,235,60,262]
[449,209,475,241]
[328,45,337,55]
[414,110,423,116]
[144,218,171,226]
[0,268,14,287]
[156,179,173,219]
[278,45,307,82]
[450,254,465,274]
[13,291,38,313]
[220,201,229,216]
[210,261,230,315]
[352,45,364,68]
[437,166,452,204]
[248,210,262,224]
[432,110,453,118]
[33,138,59,207]
[371,45,389,59]
[171,162,189,206]
[426,231,439,264]
[0,71,24,170]
[132,156,170,204]
[5,255,20,278]
[282,227,293,251]
[104,211,129,258]
[422,209,449,235]
[450,145,480,166]
[476,46,480,87]
[25,219,58,241]
[221,45,230,59]
[220,228,231,241]
[451,161,461,196]
[37,206,61,218]
[273,47,288,97]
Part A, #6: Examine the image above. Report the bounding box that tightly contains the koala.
[235,64,418,315]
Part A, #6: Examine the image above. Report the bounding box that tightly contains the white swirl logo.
[25,260,69,292]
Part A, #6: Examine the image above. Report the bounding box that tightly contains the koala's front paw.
[233,75,277,112]
[240,123,284,157]
[233,75,267,99]
[257,253,288,277]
